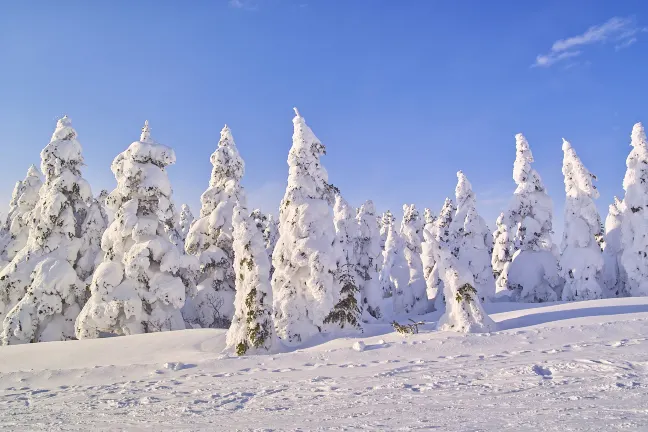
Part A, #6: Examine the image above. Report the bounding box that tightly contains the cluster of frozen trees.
[1,112,647,350]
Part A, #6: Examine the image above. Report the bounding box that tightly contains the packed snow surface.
[1,298,648,430]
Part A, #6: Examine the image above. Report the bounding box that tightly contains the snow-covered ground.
[2,298,648,431]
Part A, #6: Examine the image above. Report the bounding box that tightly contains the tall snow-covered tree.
[0,166,42,270]
[399,204,428,315]
[226,203,276,356]
[420,208,437,302]
[504,133,561,302]
[271,108,339,346]
[325,195,361,330]
[620,123,648,297]
[450,172,495,303]
[182,125,245,329]
[178,204,194,245]
[379,210,394,251]
[422,198,455,310]
[75,121,196,339]
[602,197,626,297]
[1,117,92,344]
[379,217,409,316]
[491,212,511,293]
[250,209,279,273]
[355,200,384,320]
[559,139,603,301]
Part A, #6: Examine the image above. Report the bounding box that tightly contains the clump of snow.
[1,117,93,344]
[352,340,366,352]
[559,139,603,301]
[183,125,246,329]
[271,108,339,346]
[75,121,195,339]
[620,123,648,297]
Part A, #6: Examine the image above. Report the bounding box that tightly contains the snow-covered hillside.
[1,298,648,431]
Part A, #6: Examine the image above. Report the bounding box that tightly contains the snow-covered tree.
[602,197,626,297]
[420,208,437,302]
[326,195,361,330]
[178,204,194,245]
[620,123,648,297]
[1,116,92,344]
[0,166,42,270]
[250,209,279,272]
[504,134,561,302]
[75,191,109,284]
[355,200,384,320]
[422,198,455,310]
[226,203,276,356]
[182,125,245,329]
[449,172,495,303]
[559,139,603,301]
[435,239,496,333]
[271,108,339,346]
[491,212,511,293]
[75,121,196,339]
[399,204,428,315]
[379,210,394,251]
[379,217,409,315]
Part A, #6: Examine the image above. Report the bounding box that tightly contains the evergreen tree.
[178,204,194,245]
[271,108,338,346]
[226,203,276,356]
[379,217,409,316]
[326,195,361,330]
[400,204,428,315]
[491,212,511,293]
[422,198,455,311]
[76,190,109,284]
[355,200,384,320]
[183,125,245,328]
[504,134,561,302]
[421,208,437,304]
[250,209,279,275]
[602,197,627,297]
[559,139,603,301]
[75,121,195,338]
[0,166,42,270]
[1,117,93,344]
[379,210,394,251]
[620,123,648,296]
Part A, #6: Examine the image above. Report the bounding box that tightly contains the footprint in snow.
[531,365,553,378]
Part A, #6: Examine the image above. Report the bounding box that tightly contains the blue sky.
[1,1,648,234]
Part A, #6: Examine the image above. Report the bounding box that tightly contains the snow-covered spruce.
[602,197,627,297]
[620,123,648,297]
[422,198,455,311]
[75,190,109,285]
[178,204,195,246]
[183,125,245,329]
[1,117,93,344]
[559,139,603,301]
[379,216,409,315]
[491,212,511,293]
[399,204,428,315]
[0,165,42,270]
[226,203,276,356]
[504,133,561,302]
[355,200,384,320]
[420,208,437,303]
[379,210,394,251]
[450,172,495,303]
[75,121,196,339]
[435,238,496,333]
[327,195,361,331]
[271,108,339,346]
[250,209,279,275]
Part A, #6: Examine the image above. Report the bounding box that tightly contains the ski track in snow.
[2,299,648,431]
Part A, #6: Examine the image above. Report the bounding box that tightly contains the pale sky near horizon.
[2,1,648,236]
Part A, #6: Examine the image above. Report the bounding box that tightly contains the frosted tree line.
[0,112,646,350]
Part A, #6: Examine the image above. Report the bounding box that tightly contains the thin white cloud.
[533,16,641,68]
[229,0,258,11]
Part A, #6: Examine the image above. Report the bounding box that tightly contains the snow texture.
[0,117,93,344]
[559,139,603,301]
[620,123,648,297]
[183,125,245,329]
[226,203,276,355]
[75,121,195,339]
[271,108,339,346]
